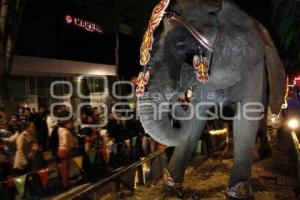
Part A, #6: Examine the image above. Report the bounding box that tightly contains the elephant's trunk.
[137,82,192,146]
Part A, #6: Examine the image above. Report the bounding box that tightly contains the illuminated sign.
[293,76,300,86]
[65,15,103,34]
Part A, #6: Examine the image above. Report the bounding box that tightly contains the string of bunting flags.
[0,136,138,197]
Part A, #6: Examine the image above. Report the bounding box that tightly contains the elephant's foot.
[258,144,272,159]
[226,196,254,200]
[163,169,183,198]
[162,184,184,199]
[226,182,253,200]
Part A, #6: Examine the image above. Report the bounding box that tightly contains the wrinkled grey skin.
[137,0,285,195]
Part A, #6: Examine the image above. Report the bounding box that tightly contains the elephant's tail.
[256,21,286,115]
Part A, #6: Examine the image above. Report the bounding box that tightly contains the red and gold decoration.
[133,71,150,97]
[140,0,170,66]
[193,55,209,82]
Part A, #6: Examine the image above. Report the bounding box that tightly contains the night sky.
[16,0,274,80]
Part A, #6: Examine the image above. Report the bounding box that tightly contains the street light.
[288,118,299,129]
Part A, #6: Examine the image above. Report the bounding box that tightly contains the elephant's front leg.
[165,103,211,190]
[228,102,264,199]
[166,119,207,187]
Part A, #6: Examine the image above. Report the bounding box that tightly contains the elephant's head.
[147,0,222,91]
[137,0,222,146]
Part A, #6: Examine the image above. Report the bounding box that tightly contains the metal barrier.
[291,130,300,186]
[56,149,166,200]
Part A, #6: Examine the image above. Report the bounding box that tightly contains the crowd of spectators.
[0,102,161,199]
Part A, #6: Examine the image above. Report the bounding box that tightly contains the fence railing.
[291,130,300,186]
[54,149,167,200]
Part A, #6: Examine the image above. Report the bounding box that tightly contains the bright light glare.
[271,117,276,123]
[288,119,299,129]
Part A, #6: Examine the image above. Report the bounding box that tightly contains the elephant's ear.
[258,23,286,114]
[176,0,223,14]
[203,0,223,14]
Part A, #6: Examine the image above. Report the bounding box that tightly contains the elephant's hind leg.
[227,109,261,199]
[227,63,266,199]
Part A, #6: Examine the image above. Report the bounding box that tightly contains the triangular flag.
[88,152,96,165]
[142,162,149,183]
[6,175,14,188]
[13,174,27,196]
[100,148,109,163]
[73,156,83,170]
[38,168,49,188]
[134,169,139,189]
[132,136,137,147]
[194,140,202,155]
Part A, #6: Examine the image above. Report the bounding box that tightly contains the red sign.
[294,76,300,86]
[65,15,103,34]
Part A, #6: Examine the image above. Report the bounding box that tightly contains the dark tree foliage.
[1,0,26,73]
[79,0,159,39]
[271,0,300,73]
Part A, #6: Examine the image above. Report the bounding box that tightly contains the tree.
[0,0,26,111]
[271,0,300,74]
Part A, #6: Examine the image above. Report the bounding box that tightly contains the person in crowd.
[47,113,58,138]
[77,112,90,155]
[0,122,12,139]
[57,105,70,118]
[35,107,48,151]
[57,120,75,189]
[27,143,45,171]
[24,107,32,122]
[0,138,14,200]
[100,129,114,164]
[29,108,38,122]
[8,113,22,135]
[0,107,6,118]
[84,116,99,152]
[1,115,22,160]
[0,139,11,180]
[106,112,121,142]
[2,114,21,148]
[142,133,157,156]
[0,108,8,130]
[13,121,39,175]
[18,107,27,123]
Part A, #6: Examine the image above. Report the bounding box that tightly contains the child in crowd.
[57,120,75,189]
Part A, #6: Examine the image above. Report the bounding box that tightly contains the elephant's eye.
[208,12,216,16]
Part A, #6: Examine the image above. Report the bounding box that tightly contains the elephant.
[136,0,285,199]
